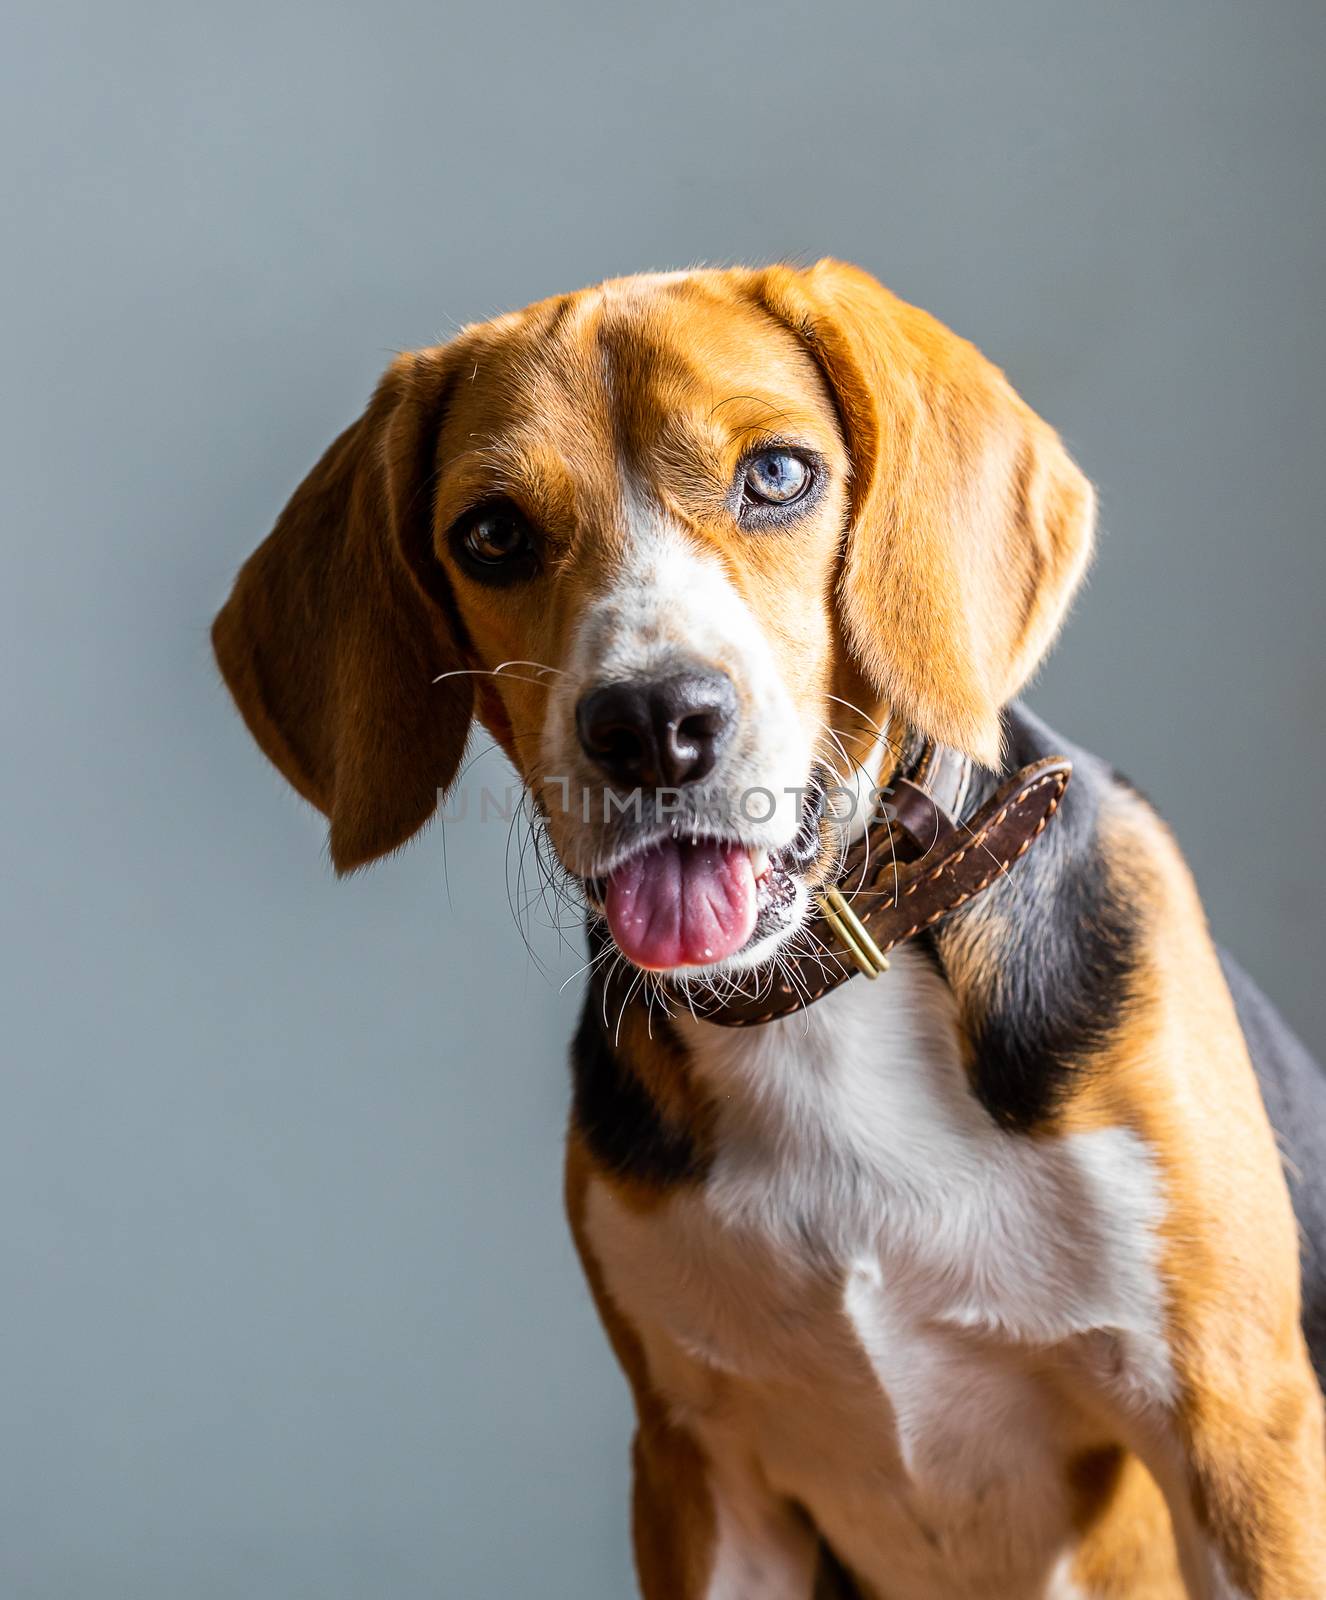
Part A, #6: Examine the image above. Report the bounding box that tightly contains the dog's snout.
[575,671,738,790]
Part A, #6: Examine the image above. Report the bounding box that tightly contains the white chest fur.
[584,947,1177,1597]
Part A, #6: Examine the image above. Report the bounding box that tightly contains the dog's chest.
[585,949,1175,1594]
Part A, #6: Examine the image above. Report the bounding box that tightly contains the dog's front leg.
[632,1416,820,1600]
[566,1138,819,1599]
[1131,1337,1326,1599]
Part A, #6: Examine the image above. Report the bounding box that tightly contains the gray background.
[2,1,1323,1595]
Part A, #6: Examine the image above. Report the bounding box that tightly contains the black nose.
[576,671,738,790]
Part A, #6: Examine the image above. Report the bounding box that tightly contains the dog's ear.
[754,259,1095,765]
[212,350,473,873]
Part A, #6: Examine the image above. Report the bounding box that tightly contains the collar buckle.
[816,886,890,978]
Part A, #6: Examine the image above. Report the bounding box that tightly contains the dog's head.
[214,261,1093,980]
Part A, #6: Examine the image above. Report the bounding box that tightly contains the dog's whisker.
[564,936,620,995]
[502,798,553,983]
[613,963,650,1048]
[811,722,888,901]
[820,692,902,753]
[521,798,585,958]
[432,667,559,691]
[493,658,568,677]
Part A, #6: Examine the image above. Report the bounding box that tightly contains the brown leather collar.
[659,743,1072,1028]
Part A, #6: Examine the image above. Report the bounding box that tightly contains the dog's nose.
[576,671,738,789]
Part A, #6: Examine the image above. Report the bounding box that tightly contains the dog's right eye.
[453,502,538,580]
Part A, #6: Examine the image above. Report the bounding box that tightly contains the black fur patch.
[935,708,1145,1132]
[813,1539,865,1598]
[569,991,703,1188]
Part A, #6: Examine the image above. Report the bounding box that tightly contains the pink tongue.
[605,840,758,970]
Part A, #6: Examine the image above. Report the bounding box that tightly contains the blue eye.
[742,448,812,508]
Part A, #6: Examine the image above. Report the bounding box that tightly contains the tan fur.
[1067,1449,1185,1597]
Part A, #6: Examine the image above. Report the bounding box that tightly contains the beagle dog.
[213,261,1326,1599]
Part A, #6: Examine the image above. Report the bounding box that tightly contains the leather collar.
[658,741,1072,1028]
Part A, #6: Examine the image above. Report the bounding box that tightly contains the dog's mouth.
[581,777,828,973]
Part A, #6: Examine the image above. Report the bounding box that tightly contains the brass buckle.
[815,886,890,978]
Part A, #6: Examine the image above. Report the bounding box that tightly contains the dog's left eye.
[741,449,812,508]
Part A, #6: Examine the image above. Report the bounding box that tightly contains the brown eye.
[462,507,533,564]
[452,502,539,584]
[742,448,811,507]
